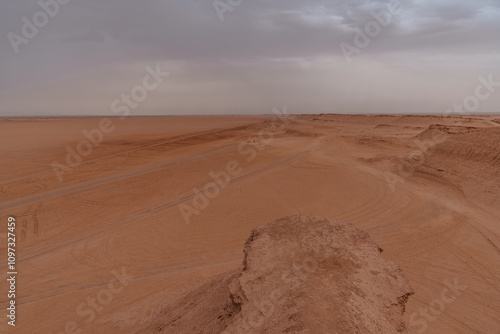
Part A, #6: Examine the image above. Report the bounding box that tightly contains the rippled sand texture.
[0,114,499,333]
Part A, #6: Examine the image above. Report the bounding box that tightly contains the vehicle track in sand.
[0,124,259,186]
[5,150,306,267]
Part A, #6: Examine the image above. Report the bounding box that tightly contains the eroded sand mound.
[138,215,413,334]
[410,125,500,211]
[416,124,500,167]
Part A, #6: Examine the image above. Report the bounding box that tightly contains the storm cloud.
[1,0,499,115]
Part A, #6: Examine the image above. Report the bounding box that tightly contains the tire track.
[2,258,242,307]
[0,143,235,212]
[0,124,258,186]
[5,151,306,266]
[19,203,42,241]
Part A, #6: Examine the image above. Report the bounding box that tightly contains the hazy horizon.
[1,0,499,116]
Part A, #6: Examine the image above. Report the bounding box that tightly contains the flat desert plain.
[1,114,499,333]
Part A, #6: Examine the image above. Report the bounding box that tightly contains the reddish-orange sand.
[0,115,499,333]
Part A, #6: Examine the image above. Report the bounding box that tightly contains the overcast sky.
[1,0,499,116]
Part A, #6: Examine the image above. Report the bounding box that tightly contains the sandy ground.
[0,114,499,333]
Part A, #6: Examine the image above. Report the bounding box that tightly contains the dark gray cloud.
[1,0,499,115]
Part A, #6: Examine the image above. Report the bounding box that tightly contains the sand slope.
[0,115,499,333]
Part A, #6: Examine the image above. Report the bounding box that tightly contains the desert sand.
[0,114,499,333]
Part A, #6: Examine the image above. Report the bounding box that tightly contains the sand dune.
[0,115,499,333]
